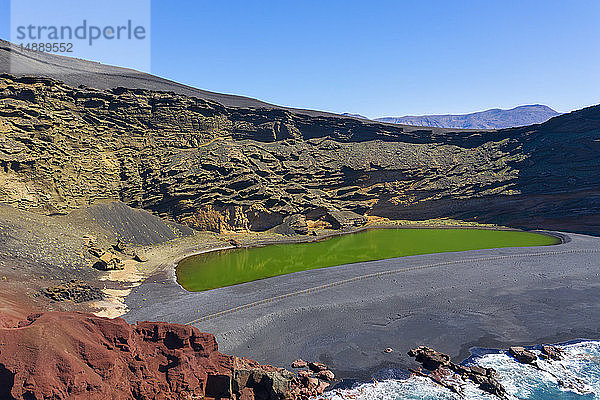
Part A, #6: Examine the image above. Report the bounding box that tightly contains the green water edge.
[176,228,561,292]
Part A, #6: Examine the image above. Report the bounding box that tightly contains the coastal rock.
[308,362,328,372]
[409,346,507,398]
[305,208,367,230]
[0,311,328,400]
[508,346,537,364]
[407,346,451,370]
[297,370,311,379]
[316,370,335,381]
[328,210,368,229]
[540,345,564,361]
[291,359,308,369]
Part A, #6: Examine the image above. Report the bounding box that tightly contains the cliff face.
[0,311,325,400]
[0,74,599,234]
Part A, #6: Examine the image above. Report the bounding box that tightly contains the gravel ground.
[124,231,600,380]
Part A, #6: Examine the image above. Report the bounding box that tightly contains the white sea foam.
[316,340,600,400]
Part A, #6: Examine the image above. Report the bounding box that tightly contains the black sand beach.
[124,231,600,380]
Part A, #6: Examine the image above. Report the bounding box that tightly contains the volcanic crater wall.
[0,75,599,234]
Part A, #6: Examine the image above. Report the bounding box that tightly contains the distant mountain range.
[340,113,369,119]
[374,105,561,129]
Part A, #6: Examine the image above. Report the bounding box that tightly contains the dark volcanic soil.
[0,201,195,316]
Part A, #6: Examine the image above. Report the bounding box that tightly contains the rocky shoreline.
[2,309,595,400]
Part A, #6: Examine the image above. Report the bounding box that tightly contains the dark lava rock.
[509,346,537,364]
[540,345,564,361]
[409,346,507,398]
[92,251,125,270]
[41,280,103,303]
[407,346,450,370]
[308,362,328,372]
[316,370,335,381]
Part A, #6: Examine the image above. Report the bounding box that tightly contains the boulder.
[93,251,125,270]
[316,370,335,381]
[508,346,537,364]
[291,359,308,369]
[297,370,311,379]
[540,345,564,361]
[132,250,148,263]
[407,346,450,370]
[308,361,328,372]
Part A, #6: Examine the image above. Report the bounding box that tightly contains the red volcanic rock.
[0,311,327,400]
[291,359,308,369]
[308,362,328,372]
[316,370,335,382]
[297,370,311,379]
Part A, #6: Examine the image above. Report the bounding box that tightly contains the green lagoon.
[176,228,560,292]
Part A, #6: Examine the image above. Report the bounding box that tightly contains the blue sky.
[1,1,599,118]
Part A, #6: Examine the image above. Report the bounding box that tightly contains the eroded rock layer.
[1,75,599,234]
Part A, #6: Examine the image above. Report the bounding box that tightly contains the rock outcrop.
[408,346,508,398]
[40,280,103,303]
[0,311,330,400]
[508,346,537,364]
[540,345,564,361]
[92,250,125,270]
[0,75,599,234]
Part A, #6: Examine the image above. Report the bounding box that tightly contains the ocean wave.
[318,340,600,400]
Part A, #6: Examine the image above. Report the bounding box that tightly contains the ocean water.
[320,340,600,400]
